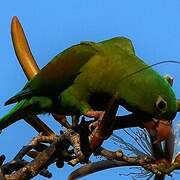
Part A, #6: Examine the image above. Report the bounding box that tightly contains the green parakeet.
[0,37,178,145]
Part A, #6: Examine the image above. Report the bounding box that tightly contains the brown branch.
[2,160,28,175]
[0,155,52,178]
[154,175,165,180]
[78,114,143,132]
[68,147,157,180]
[150,129,174,180]
[27,151,40,159]
[1,127,90,179]
[2,131,70,179]
[177,99,180,112]
[10,130,80,179]
[94,146,180,177]
[24,115,55,136]
[68,160,136,180]
[88,96,119,150]
[6,142,57,179]
[13,133,58,161]
[164,128,175,161]
[72,115,80,127]
[95,147,123,160]
[0,112,179,179]
[65,129,85,165]
[66,122,180,179]
[2,159,52,178]
[52,114,72,129]
[95,147,153,164]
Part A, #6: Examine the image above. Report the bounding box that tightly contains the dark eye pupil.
[158,101,166,110]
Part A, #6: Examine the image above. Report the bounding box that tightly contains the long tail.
[0,100,28,130]
[0,96,53,131]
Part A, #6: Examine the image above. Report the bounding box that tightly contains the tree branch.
[68,160,136,180]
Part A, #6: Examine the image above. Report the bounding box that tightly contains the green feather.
[0,96,53,130]
[5,41,99,105]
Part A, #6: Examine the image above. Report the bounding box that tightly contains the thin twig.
[124,129,151,156]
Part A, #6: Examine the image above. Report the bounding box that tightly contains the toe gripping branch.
[88,96,119,151]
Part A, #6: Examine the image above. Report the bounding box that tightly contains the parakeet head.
[120,66,178,144]
[145,74,177,120]
[141,75,177,144]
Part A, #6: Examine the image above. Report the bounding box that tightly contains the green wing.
[5,42,99,105]
[5,36,135,106]
[2,41,101,130]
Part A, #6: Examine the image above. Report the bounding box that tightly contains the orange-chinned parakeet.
[0,37,178,144]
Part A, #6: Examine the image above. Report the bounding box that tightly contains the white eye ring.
[156,96,167,111]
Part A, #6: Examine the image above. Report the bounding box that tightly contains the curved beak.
[143,120,172,144]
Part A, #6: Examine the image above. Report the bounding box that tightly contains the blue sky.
[0,0,180,179]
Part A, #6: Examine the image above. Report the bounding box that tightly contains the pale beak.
[143,120,172,144]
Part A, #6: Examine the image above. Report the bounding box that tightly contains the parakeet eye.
[156,96,167,111]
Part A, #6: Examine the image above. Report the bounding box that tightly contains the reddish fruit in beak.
[143,120,172,144]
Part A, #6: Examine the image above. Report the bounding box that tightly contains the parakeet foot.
[85,110,105,131]
[84,110,106,150]
[88,121,98,132]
